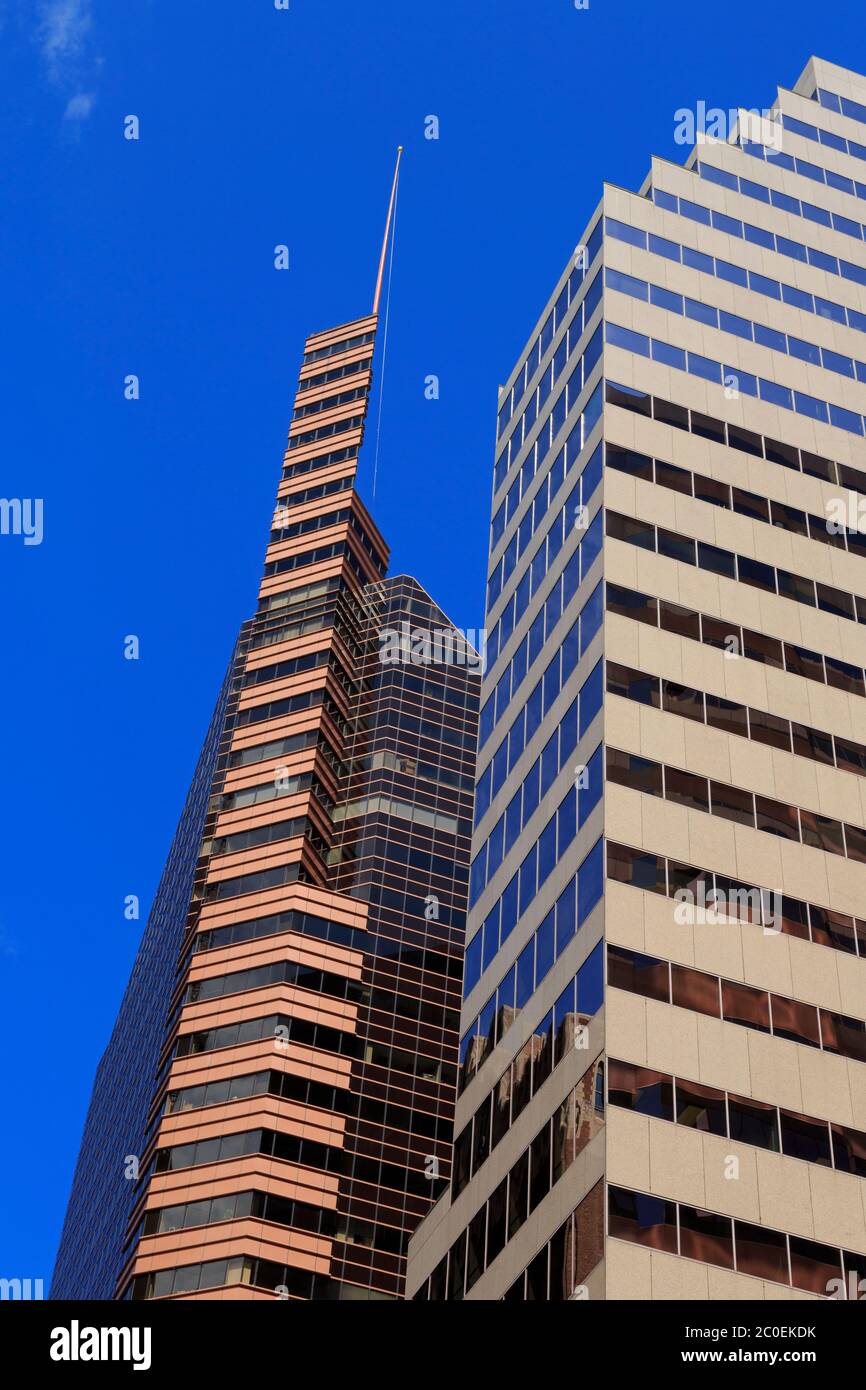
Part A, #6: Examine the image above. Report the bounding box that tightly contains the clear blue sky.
[0,0,860,1286]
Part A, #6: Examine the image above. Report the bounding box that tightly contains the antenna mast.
[373,146,404,315]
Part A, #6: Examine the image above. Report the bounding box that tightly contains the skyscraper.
[406,56,866,1301]
[52,164,481,1301]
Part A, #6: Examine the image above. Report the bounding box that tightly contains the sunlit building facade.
[406,56,866,1301]
[52,302,480,1301]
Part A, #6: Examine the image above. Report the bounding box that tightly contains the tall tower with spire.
[52,153,481,1301]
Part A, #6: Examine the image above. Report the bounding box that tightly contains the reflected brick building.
[52,296,480,1300]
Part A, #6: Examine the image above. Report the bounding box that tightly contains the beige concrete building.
[406,56,866,1301]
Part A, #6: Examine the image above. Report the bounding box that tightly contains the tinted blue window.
[781,283,813,311]
[720,309,752,339]
[651,339,686,372]
[487,816,504,882]
[801,201,832,227]
[540,731,559,798]
[464,931,482,998]
[770,189,799,214]
[680,197,712,224]
[842,259,866,286]
[479,694,494,747]
[711,210,743,238]
[505,790,522,855]
[475,765,492,825]
[700,163,737,190]
[788,337,820,365]
[522,758,540,825]
[777,236,808,262]
[557,787,577,860]
[605,217,646,249]
[725,366,757,396]
[536,910,555,983]
[508,712,525,770]
[511,634,528,693]
[561,617,580,683]
[815,297,846,324]
[580,513,603,585]
[794,393,829,423]
[586,217,603,265]
[716,259,748,287]
[649,232,680,261]
[687,351,722,384]
[686,298,717,327]
[526,680,543,739]
[577,843,604,926]
[501,874,519,943]
[654,188,678,212]
[579,744,603,827]
[559,698,578,770]
[516,939,534,1009]
[580,582,603,657]
[744,223,774,249]
[538,815,557,888]
[606,322,650,357]
[579,658,603,737]
[582,441,603,499]
[749,271,781,299]
[829,405,864,435]
[740,177,769,203]
[577,939,604,1015]
[823,349,855,378]
[759,378,793,410]
[682,247,714,273]
[542,651,561,714]
[469,851,486,908]
[555,878,577,955]
[519,843,537,916]
[606,267,648,300]
[650,284,683,313]
[754,324,786,352]
[833,214,862,239]
[807,247,838,273]
[528,610,544,667]
[794,158,823,183]
[482,906,501,970]
[562,548,580,606]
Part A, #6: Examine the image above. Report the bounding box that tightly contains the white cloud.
[37,0,93,84]
[63,90,95,121]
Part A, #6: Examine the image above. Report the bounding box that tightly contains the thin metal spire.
[373,146,403,316]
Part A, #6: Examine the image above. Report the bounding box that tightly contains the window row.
[815,87,866,129]
[606,508,866,626]
[606,214,866,337]
[491,334,601,550]
[697,159,866,245]
[292,384,368,421]
[501,1181,604,1301]
[605,379,866,492]
[296,354,372,393]
[646,184,866,287]
[606,261,866,390]
[185,957,366,1009]
[605,738,866,866]
[487,437,602,639]
[607,943,866,1064]
[606,319,866,437]
[783,106,866,163]
[280,443,359,482]
[609,1057,866,1176]
[174,1010,357,1064]
[479,560,602,758]
[459,859,604,1094]
[495,217,602,455]
[471,697,603,907]
[607,839,866,960]
[154,1125,342,1177]
[454,1027,602,1199]
[607,442,866,561]
[287,414,365,451]
[130,1255,345,1302]
[607,580,866,700]
[476,652,602,839]
[607,658,866,782]
[301,329,374,365]
[425,1063,603,1300]
[741,120,866,194]
[609,1183,865,1295]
